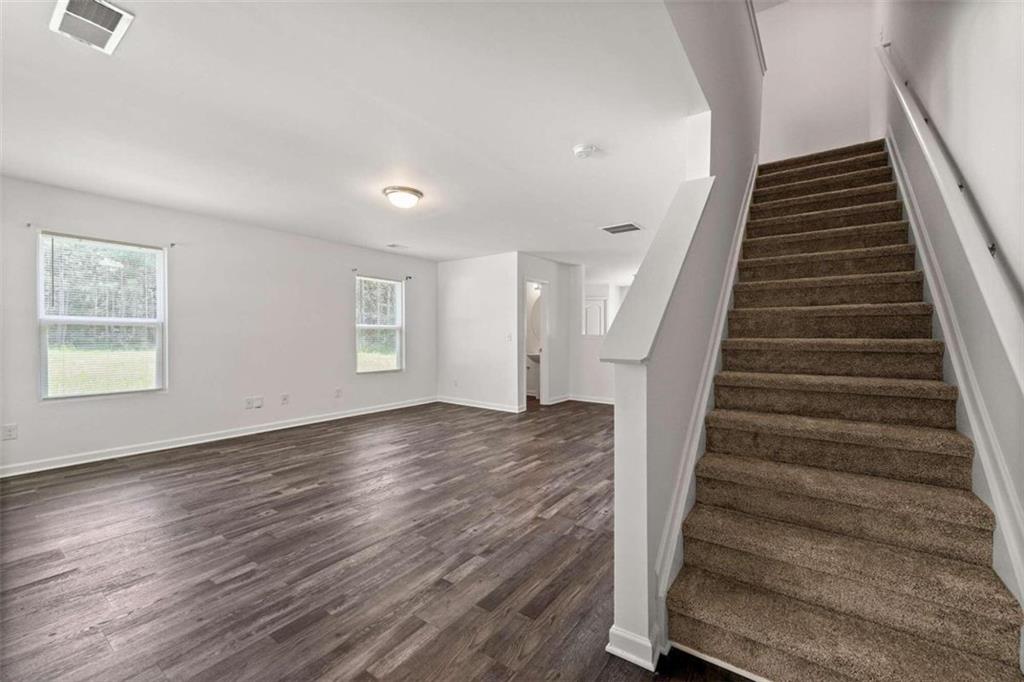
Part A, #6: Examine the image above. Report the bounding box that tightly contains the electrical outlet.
[334,388,342,399]
[254,396,264,409]
[281,393,290,406]
[2,424,17,441]
[453,379,459,388]
[244,397,254,410]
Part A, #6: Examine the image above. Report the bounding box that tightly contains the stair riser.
[729,311,933,339]
[705,425,972,489]
[747,204,903,239]
[743,225,908,259]
[758,140,886,176]
[696,478,991,565]
[750,186,897,220]
[756,154,889,188]
[682,541,1020,666]
[714,385,956,428]
[721,348,942,380]
[739,251,916,282]
[667,613,846,682]
[753,167,893,203]
[733,280,922,308]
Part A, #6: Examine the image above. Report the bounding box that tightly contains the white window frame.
[355,274,405,374]
[37,230,168,400]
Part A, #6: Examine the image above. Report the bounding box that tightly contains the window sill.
[41,387,167,403]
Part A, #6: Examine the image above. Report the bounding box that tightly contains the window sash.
[38,231,165,322]
[40,321,166,399]
[355,275,404,373]
[38,232,167,399]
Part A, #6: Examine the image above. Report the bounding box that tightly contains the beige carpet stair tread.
[666,567,1023,682]
[716,370,957,401]
[730,300,931,318]
[752,166,893,204]
[742,220,908,254]
[721,337,944,380]
[739,243,916,269]
[756,151,890,188]
[706,409,972,458]
[683,504,1023,625]
[683,539,1021,666]
[697,452,993,529]
[758,139,886,175]
[734,270,922,293]
[750,182,897,217]
[747,201,903,236]
[669,613,858,682]
[722,338,942,355]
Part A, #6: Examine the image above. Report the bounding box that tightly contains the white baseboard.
[888,130,1024,604]
[569,394,614,405]
[653,153,759,601]
[435,396,523,413]
[543,394,572,405]
[0,394,610,479]
[606,625,658,671]
[0,397,438,478]
[670,641,767,682]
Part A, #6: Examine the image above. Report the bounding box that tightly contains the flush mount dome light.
[382,186,423,209]
[572,144,599,159]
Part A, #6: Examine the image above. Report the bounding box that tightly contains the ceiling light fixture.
[382,186,423,209]
[572,144,600,159]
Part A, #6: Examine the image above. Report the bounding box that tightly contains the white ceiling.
[2,1,704,285]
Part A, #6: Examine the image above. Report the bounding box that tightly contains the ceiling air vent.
[601,223,642,235]
[49,0,134,55]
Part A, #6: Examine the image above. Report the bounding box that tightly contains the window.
[355,275,404,373]
[39,233,166,399]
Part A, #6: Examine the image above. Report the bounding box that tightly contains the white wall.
[570,266,615,404]
[609,285,630,325]
[871,1,1024,292]
[436,252,519,412]
[871,2,1024,613]
[0,177,438,476]
[436,251,575,411]
[757,1,874,163]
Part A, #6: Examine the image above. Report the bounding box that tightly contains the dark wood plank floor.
[1,401,742,681]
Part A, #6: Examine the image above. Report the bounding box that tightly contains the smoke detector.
[49,0,134,55]
[572,144,600,159]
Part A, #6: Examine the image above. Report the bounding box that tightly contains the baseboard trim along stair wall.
[655,154,760,602]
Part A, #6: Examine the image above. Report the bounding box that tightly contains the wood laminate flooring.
[1,401,742,681]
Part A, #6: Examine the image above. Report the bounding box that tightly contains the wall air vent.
[49,0,134,55]
[601,223,643,235]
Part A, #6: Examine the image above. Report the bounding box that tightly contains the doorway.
[524,280,549,408]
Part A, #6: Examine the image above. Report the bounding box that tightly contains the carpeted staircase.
[666,139,1024,681]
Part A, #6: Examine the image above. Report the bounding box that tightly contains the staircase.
[666,139,1024,681]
